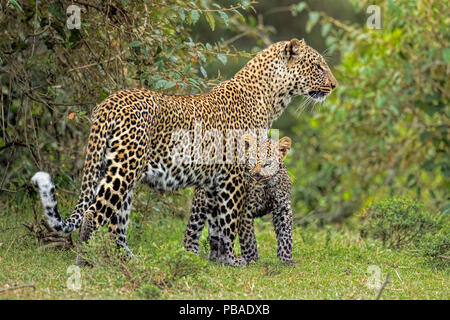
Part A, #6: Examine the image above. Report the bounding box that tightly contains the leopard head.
[283,38,337,102]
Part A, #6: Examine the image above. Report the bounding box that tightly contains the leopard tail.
[31,106,111,235]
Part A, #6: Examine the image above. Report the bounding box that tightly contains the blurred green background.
[0,0,448,224]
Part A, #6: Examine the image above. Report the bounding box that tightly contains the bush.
[0,0,262,192]
[151,244,208,281]
[360,197,445,249]
[414,229,450,269]
[286,0,449,223]
[138,284,161,299]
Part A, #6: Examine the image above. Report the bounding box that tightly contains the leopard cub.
[184,136,293,263]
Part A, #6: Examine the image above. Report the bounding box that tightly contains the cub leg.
[272,195,293,263]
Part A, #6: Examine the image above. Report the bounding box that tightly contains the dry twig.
[0,284,35,293]
[375,273,390,300]
[22,206,73,250]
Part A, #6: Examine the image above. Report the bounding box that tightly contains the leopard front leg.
[238,213,259,263]
[206,210,221,262]
[184,187,236,263]
[184,188,209,254]
[213,173,248,267]
[187,187,229,262]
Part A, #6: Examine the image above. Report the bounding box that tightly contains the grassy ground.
[0,190,448,300]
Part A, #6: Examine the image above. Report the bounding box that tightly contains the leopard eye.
[315,63,323,71]
[263,161,272,168]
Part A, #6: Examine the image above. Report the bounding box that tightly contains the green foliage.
[137,284,162,299]
[0,0,260,195]
[360,198,445,249]
[152,245,208,280]
[283,0,449,223]
[80,227,127,268]
[414,226,450,269]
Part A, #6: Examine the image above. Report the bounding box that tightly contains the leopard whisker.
[295,96,313,117]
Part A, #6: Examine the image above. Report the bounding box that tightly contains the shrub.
[287,0,449,223]
[137,284,162,299]
[360,197,445,249]
[414,229,450,269]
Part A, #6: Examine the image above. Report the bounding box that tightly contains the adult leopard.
[32,38,336,267]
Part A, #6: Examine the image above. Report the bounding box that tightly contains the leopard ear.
[285,38,305,58]
[278,136,291,160]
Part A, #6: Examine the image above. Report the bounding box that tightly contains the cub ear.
[285,38,305,58]
[278,136,291,160]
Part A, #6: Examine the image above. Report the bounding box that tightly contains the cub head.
[282,38,337,102]
[244,136,292,183]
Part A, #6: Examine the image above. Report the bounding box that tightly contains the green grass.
[0,192,448,300]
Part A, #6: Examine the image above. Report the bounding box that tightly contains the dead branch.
[0,284,35,293]
[375,273,390,300]
[22,208,74,250]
